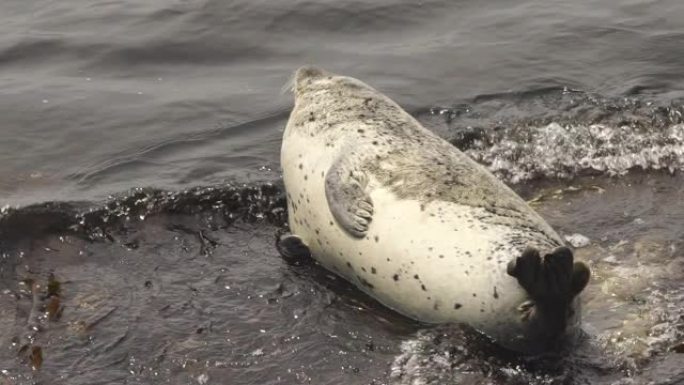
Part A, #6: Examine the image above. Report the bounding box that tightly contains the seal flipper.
[325,157,374,238]
[571,261,590,296]
[276,233,311,265]
[507,246,588,304]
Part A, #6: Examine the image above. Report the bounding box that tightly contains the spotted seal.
[278,66,590,354]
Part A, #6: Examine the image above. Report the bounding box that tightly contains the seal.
[278,66,590,354]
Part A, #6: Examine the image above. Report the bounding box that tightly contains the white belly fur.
[282,131,527,334]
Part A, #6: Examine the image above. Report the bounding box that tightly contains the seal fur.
[280,66,590,354]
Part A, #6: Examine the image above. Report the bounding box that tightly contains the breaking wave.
[430,88,684,183]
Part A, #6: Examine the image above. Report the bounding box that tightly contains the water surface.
[1,1,683,384]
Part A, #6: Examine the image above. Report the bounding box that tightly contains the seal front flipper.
[276,233,311,265]
[325,156,374,238]
[507,246,590,304]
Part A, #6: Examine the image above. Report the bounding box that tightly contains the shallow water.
[1,0,684,384]
[0,173,682,385]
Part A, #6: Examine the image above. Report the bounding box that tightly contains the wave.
[0,183,286,244]
[429,88,684,183]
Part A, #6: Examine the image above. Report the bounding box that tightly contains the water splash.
[0,183,287,243]
[465,123,684,183]
[430,89,684,183]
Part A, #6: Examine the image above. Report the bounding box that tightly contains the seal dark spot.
[493,287,499,299]
[304,175,308,180]
[433,303,440,311]
[357,129,365,133]
[414,274,419,280]
[315,229,320,235]
[454,303,462,310]
[346,262,353,269]
[298,163,303,169]
[393,274,399,281]
[439,254,444,259]
[421,284,427,291]
[374,236,379,242]
[372,140,378,145]
[358,276,375,289]
[361,267,366,272]
[472,293,477,297]
[371,267,377,274]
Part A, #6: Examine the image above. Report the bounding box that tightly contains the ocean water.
[1,1,683,384]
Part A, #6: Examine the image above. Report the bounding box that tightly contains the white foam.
[465,123,684,183]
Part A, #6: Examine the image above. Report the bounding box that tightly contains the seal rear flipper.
[507,246,589,304]
[325,156,374,238]
[571,260,590,296]
[276,233,312,265]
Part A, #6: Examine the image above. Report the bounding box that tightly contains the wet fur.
[280,66,588,354]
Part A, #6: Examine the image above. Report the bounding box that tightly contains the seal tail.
[507,246,590,305]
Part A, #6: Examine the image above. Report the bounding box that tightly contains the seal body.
[280,67,589,354]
